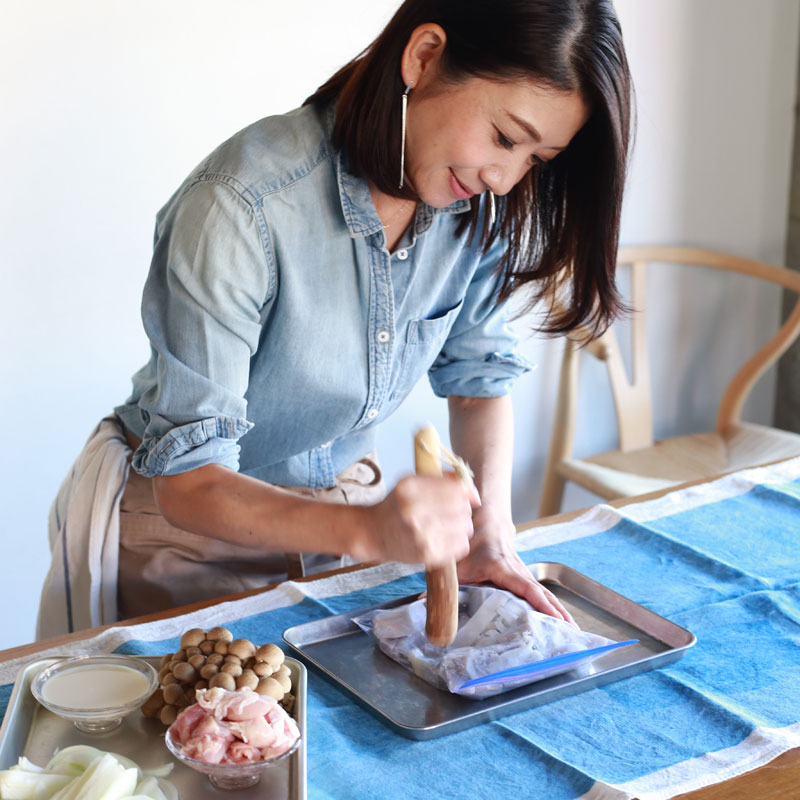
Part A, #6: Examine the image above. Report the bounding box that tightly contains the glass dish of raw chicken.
[165,685,301,790]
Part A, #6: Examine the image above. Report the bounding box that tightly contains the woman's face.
[403,76,589,208]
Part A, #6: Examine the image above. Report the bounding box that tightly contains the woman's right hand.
[357,475,479,567]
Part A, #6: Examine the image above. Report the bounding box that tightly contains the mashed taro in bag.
[352,585,618,699]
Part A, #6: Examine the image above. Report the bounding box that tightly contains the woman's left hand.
[456,503,576,627]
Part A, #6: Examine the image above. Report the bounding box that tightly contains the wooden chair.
[539,246,800,517]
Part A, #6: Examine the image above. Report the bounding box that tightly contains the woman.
[39,0,632,634]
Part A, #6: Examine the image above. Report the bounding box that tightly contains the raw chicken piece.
[227,715,274,748]
[181,714,235,764]
[260,706,301,759]
[170,703,206,744]
[227,742,264,763]
[196,687,275,721]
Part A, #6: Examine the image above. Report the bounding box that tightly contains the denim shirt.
[115,103,531,488]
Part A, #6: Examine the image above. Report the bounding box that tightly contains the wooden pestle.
[414,424,459,648]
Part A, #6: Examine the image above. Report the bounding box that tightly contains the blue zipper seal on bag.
[458,639,640,690]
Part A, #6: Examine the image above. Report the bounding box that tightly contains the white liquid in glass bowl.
[32,654,158,733]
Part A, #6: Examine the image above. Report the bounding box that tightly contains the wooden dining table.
[1,466,799,800]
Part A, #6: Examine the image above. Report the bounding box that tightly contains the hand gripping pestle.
[414,424,459,648]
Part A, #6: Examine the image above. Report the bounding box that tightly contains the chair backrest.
[558,246,800,455]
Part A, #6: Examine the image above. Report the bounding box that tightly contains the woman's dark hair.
[305,0,632,335]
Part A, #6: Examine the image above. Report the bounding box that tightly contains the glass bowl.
[31,654,158,733]
[165,726,301,790]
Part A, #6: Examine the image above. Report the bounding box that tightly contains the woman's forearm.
[447,394,514,521]
[447,394,576,625]
[151,461,476,568]
[152,465,372,557]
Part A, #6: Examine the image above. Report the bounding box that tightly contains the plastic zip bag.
[352,585,637,699]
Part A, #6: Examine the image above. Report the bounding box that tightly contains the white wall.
[1,1,797,651]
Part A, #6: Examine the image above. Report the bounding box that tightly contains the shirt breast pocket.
[390,299,464,402]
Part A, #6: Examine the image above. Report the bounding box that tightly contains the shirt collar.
[322,103,471,239]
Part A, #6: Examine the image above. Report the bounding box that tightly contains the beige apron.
[117,453,385,619]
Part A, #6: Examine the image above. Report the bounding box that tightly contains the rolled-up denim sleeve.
[132,179,272,476]
[428,238,533,399]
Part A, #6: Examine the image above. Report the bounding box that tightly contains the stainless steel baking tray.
[0,655,307,799]
[283,562,695,740]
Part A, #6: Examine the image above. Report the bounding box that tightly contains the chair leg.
[538,336,580,518]
[539,468,567,518]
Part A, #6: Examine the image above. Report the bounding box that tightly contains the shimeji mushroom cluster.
[141,626,293,726]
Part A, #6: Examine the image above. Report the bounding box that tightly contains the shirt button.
[366,408,378,420]
[377,330,390,343]
[396,249,409,260]
[320,441,332,449]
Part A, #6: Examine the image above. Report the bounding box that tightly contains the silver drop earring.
[399,81,413,189]
[488,190,496,225]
